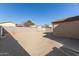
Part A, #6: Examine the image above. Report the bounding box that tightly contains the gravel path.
[1,27,79,56]
[3,27,62,56]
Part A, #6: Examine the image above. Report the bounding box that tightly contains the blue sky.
[0,3,79,25]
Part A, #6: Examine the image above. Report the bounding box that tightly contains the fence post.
[0,26,3,38]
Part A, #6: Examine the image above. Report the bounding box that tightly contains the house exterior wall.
[0,23,16,27]
[53,20,79,39]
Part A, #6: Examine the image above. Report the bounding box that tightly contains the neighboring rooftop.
[0,21,16,24]
[52,16,79,24]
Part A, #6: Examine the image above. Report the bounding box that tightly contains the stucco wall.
[53,20,79,39]
[0,23,16,27]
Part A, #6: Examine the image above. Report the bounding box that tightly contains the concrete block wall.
[53,20,79,39]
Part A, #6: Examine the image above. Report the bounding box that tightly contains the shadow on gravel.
[43,32,79,56]
[0,28,30,56]
[45,47,67,56]
[46,47,79,56]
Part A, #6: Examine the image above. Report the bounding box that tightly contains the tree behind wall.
[43,24,49,28]
[23,20,35,27]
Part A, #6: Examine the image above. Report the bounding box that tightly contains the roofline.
[52,16,79,24]
[0,21,16,24]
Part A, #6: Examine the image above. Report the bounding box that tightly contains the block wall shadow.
[43,32,79,54]
[0,27,30,56]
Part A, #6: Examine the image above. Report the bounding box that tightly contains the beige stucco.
[0,23,16,27]
[53,20,79,39]
[53,24,60,30]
